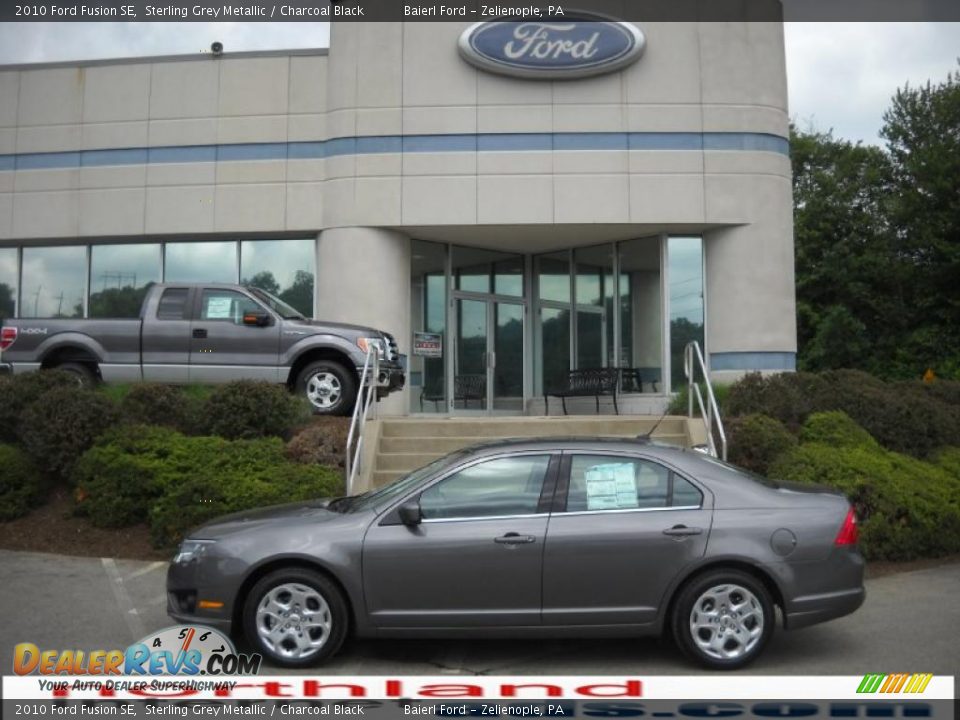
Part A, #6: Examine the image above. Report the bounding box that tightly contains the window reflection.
[164,241,238,284]
[0,248,16,319]
[619,238,662,392]
[89,244,161,318]
[20,246,86,319]
[453,246,523,297]
[241,239,315,317]
[410,240,448,413]
[668,236,705,391]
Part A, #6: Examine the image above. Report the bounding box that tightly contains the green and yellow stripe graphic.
[857,673,933,694]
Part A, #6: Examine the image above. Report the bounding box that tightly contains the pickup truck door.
[189,287,282,383]
[142,286,194,383]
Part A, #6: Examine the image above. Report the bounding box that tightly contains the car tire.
[671,569,774,670]
[242,568,349,668]
[296,360,357,416]
[53,362,97,388]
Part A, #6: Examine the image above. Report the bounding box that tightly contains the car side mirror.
[398,500,422,526]
[242,312,271,327]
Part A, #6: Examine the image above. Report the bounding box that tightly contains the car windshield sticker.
[585,462,638,510]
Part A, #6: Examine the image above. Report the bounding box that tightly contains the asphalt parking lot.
[1,548,958,675]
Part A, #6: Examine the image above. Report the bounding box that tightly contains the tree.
[243,271,280,296]
[278,270,315,317]
[0,282,14,319]
[881,66,960,372]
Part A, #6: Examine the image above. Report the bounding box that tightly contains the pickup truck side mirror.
[398,500,422,526]
[242,312,271,327]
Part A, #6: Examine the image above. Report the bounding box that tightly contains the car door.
[189,287,283,383]
[142,286,194,382]
[362,452,558,628]
[541,451,712,626]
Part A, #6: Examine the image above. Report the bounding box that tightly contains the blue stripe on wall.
[710,352,797,372]
[0,132,789,172]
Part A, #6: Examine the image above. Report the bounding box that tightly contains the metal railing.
[683,340,727,461]
[345,347,380,496]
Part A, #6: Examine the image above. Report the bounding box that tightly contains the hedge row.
[767,412,960,561]
[0,444,46,522]
[73,425,343,547]
[724,370,960,458]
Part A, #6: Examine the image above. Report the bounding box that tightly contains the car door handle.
[494,533,536,545]
[663,525,703,537]
[192,328,207,339]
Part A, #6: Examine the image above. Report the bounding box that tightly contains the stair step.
[376,452,443,472]
[380,416,686,438]
[373,470,406,487]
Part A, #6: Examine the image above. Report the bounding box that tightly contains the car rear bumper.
[784,586,866,630]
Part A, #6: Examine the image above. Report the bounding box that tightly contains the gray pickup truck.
[0,283,405,416]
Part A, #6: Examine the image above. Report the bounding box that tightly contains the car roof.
[460,436,686,457]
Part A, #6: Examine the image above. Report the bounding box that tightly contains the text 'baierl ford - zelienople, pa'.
[458,18,646,78]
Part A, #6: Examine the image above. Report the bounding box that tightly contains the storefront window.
[164,241,238,284]
[537,252,570,304]
[0,248,17,319]
[20,246,87,318]
[575,244,615,368]
[453,246,523,298]
[618,238,663,392]
[668,236,705,391]
[410,240,448,413]
[241,239,315,317]
[89,244,161,318]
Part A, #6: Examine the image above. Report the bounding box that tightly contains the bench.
[545,367,620,415]
[420,373,487,411]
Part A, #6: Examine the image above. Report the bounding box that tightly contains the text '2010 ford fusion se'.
[167,437,864,669]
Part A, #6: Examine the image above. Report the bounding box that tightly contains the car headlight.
[357,337,387,359]
[173,539,217,564]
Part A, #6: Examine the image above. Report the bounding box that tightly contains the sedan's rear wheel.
[671,569,774,669]
[242,568,348,667]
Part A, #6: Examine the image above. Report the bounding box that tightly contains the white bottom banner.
[1,675,955,701]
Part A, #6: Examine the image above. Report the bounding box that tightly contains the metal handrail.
[683,340,727,461]
[345,347,380,495]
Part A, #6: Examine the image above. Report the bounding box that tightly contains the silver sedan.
[167,438,865,669]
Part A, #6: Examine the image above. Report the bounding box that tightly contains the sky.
[0,22,957,146]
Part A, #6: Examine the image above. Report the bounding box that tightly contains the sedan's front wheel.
[243,568,349,667]
[671,569,774,669]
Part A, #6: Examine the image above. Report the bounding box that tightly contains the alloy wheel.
[689,583,764,661]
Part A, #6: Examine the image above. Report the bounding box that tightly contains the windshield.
[246,286,307,320]
[347,450,469,513]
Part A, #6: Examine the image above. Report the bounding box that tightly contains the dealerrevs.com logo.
[13,625,262,676]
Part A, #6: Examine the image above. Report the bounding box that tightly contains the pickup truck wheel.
[296,361,357,416]
[53,362,97,388]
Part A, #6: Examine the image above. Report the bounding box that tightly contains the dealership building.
[0,21,795,416]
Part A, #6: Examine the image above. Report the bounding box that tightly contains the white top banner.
[2,675,955,701]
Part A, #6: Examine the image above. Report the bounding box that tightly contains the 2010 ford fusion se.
[167,438,865,669]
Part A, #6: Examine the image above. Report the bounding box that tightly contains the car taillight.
[835,507,859,546]
[0,326,16,351]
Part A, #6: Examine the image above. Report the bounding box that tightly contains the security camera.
[211,41,223,56]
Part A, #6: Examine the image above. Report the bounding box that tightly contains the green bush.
[0,370,82,443]
[799,410,878,449]
[120,384,197,433]
[922,379,960,408]
[147,437,341,546]
[667,382,730,417]
[18,387,121,479]
[724,370,960,458]
[198,381,310,440]
[769,413,960,561]
[724,371,827,429]
[0,444,46,521]
[73,425,181,528]
[726,414,797,476]
[73,424,343,545]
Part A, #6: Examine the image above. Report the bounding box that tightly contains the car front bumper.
[359,361,405,398]
[166,557,237,636]
[0,362,10,376]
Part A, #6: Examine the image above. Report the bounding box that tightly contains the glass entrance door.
[453,296,525,414]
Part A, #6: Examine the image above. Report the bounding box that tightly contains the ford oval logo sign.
[458,19,645,79]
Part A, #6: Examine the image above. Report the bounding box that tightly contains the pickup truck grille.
[384,333,399,363]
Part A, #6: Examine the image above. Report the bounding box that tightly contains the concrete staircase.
[369,415,697,488]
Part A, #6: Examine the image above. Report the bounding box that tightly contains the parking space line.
[102,557,146,641]
[124,561,167,581]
